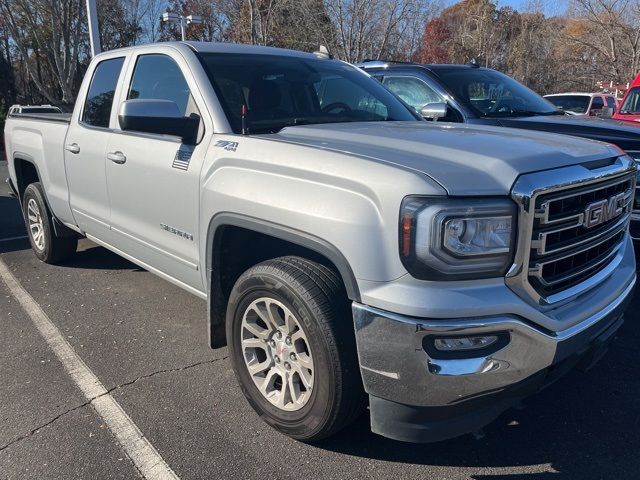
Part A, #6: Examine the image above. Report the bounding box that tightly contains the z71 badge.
[214,140,239,152]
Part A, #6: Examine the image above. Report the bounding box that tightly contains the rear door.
[64,54,127,239]
[105,49,211,294]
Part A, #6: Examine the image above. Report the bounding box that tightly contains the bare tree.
[325,0,436,62]
[0,0,85,105]
[565,0,640,83]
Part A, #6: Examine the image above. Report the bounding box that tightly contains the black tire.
[226,256,365,442]
[22,182,77,264]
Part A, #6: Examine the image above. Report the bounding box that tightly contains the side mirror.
[420,102,447,121]
[598,107,614,118]
[118,99,199,144]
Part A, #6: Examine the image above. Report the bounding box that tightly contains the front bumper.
[353,277,635,443]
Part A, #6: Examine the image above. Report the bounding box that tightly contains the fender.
[205,212,361,348]
[206,213,360,300]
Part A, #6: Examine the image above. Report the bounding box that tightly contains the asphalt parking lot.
[1,159,639,480]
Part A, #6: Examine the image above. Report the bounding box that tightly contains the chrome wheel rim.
[241,297,314,411]
[27,199,45,251]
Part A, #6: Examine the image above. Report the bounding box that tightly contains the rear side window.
[591,97,604,109]
[82,57,125,128]
[127,55,193,116]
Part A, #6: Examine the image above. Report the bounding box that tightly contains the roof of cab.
[93,41,321,60]
[356,60,488,71]
[545,92,610,97]
[183,41,319,58]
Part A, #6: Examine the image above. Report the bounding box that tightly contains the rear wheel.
[22,182,77,264]
[226,256,365,441]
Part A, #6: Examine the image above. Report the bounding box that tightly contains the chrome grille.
[507,156,637,306]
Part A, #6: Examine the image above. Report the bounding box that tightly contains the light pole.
[161,11,203,41]
[86,0,101,56]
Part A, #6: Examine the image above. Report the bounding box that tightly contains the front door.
[105,52,208,294]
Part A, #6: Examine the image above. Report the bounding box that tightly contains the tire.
[226,256,365,441]
[22,182,77,264]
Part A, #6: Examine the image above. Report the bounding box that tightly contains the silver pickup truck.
[3,42,637,443]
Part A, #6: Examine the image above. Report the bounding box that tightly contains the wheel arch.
[205,213,360,348]
[12,154,76,238]
[12,154,41,201]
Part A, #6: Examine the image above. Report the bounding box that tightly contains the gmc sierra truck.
[4,42,637,443]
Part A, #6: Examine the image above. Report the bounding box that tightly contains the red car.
[613,75,640,122]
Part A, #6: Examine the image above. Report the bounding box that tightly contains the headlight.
[400,197,517,280]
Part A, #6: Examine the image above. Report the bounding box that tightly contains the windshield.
[620,87,640,114]
[197,53,420,134]
[433,68,558,117]
[545,95,590,114]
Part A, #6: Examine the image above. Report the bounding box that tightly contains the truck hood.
[268,122,621,195]
[497,115,640,152]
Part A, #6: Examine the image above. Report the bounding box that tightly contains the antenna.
[314,45,333,59]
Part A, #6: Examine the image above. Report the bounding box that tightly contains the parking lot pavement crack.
[0,401,93,453]
[104,356,230,395]
[0,357,229,455]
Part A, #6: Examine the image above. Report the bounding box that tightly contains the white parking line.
[0,258,180,480]
[0,235,28,243]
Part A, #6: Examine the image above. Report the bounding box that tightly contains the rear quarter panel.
[5,118,74,224]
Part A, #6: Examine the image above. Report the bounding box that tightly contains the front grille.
[528,174,634,298]
[507,156,637,306]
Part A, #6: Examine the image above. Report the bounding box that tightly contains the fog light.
[434,335,499,352]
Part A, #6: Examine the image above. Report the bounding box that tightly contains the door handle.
[107,151,127,164]
[65,143,80,154]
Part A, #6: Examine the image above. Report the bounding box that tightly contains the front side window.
[590,97,604,110]
[197,53,419,134]
[606,96,616,110]
[128,54,194,116]
[434,68,558,117]
[82,57,125,127]
[381,76,443,111]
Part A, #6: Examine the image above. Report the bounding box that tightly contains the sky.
[445,0,568,16]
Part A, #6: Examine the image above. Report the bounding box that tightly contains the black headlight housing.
[399,196,518,281]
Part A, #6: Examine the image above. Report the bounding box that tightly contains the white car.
[544,92,617,117]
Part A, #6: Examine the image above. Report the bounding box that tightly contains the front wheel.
[226,256,365,441]
[22,182,77,264]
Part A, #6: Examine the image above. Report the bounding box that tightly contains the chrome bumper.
[353,276,634,442]
[353,277,634,409]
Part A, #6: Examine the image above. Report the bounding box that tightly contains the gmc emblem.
[583,192,628,228]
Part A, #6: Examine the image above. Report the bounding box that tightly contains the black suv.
[358,60,640,239]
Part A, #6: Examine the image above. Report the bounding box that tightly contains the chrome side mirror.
[420,102,447,121]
